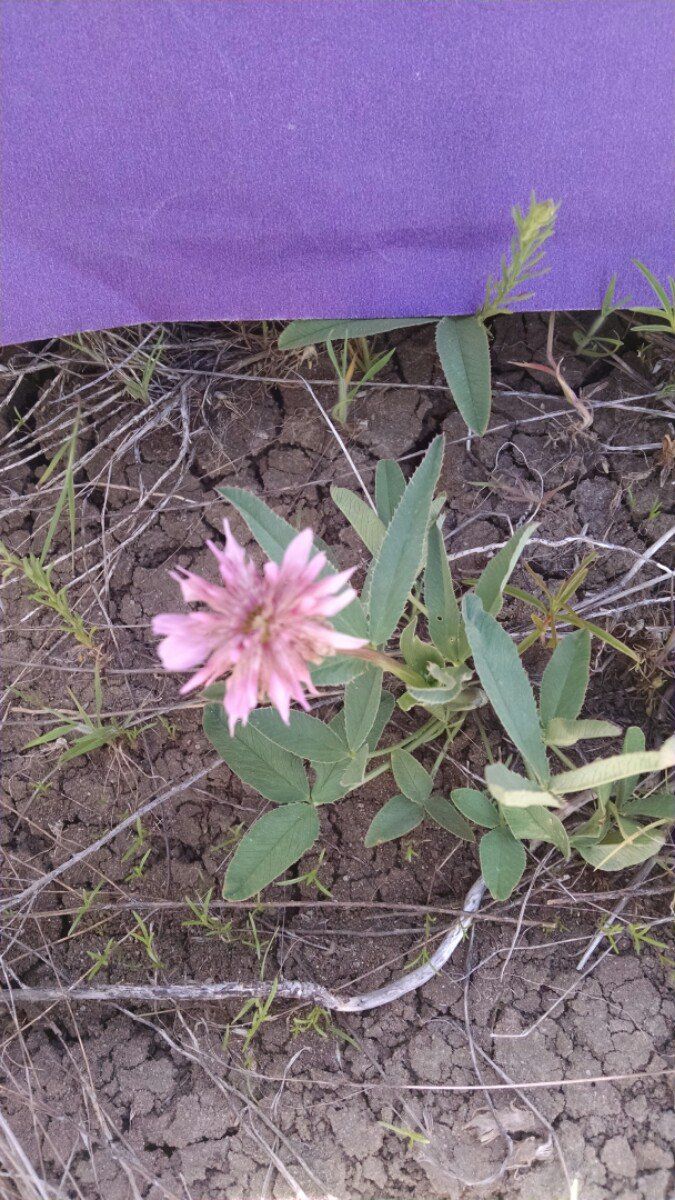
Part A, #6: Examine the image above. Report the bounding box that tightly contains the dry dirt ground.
[0,318,673,1200]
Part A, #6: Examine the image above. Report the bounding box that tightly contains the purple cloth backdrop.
[1,0,672,344]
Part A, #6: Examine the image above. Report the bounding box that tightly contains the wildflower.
[153,522,366,733]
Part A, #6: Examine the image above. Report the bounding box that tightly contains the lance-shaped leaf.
[330,487,385,556]
[249,708,348,763]
[550,736,675,795]
[539,630,591,728]
[424,523,467,661]
[220,486,367,641]
[479,828,526,900]
[344,664,383,751]
[391,749,433,804]
[424,794,474,841]
[451,788,499,828]
[375,459,406,525]
[621,792,675,820]
[577,822,667,872]
[204,703,310,804]
[617,726,646,805]
[364,794,424,847]
[369,436,444,645]
[545,718,621,748]
[463,594,549,782]
[473,524,536,617]
[223,804,320,899]
[502,805,570,857]
[339,743,369,789]
[435,316,492,435]
[279,317,435,350]
[485,763,560,808]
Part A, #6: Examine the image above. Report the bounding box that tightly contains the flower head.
[152,521,366,733]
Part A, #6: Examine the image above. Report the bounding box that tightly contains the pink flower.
[152,521,366,734]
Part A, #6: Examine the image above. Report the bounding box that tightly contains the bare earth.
[1,317,673,1199]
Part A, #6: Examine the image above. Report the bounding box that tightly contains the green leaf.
[424,523,467,661]
[364,794,424,847]
[311,758,351,806]
[451,787,499,828]
[344,665,383,751]
[550,737,675,795]
[368,691,395,750]
[479,828,527,900]
[399,617,443,675]
[473,524,536,617]
[330,487,385,557]
[621,792,675,820]
[463,594,549,782]
[278,317,435,350]
[204,704,310,804]
[219,486,367,641]
[435,316,492,435]
[310,656,364,687]
[249,708,348,763]
[502,805,570,857]
[340,743,369,788]
[223,804,320,899]
[424,794,474,841]
[545,718,621,748]
[539,630,591,728]
[617,726,646,805]
[485,763,560,808]
[369,436,444,645]
[405,684,463,706]
[577,823,667,872]
[375,460,406,525]
[391,749,433,804]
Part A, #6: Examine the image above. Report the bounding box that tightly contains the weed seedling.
[85,937,117,979]
[378,1122,430,1152]
[224,979,279,1062]
[479,193,559,322]
[68,881,104,937]
[183,887,235,940]
[276,849,333,898]
[290,1005,360,1049]
[0,543,97,651]
[326,337,395,424]
[129,912,164,970]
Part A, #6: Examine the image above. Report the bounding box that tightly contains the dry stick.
[0,762,218,915]
[0,877,487,1012]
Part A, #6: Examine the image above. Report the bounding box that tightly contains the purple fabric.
[1,0,672,344]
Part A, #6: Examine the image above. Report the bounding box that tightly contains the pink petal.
[281,528,314,574]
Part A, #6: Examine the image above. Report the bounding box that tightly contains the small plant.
[278,193,559,436]
[478,193,559,322]
[573,275,629,357]
[129,912,164,969]
[0,544,97,651]
[378,1121,430,1151]
[504,553,641,662]
[405,913,437,971]
[224,978,279,1062]
[276,849,333,898]
[85,937,117,979]
[183,887,235,939]
[68,881,105,937]
[21,665,158,793]
[325,336,395,423]
[122,819,153,882]
[154,437,674,910]
[629,261,675,336]
[290,1005,359,1048]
